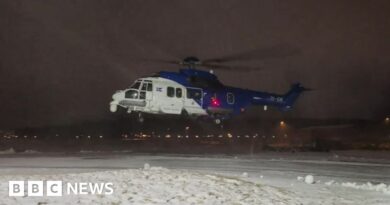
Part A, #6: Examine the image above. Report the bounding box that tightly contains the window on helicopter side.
[186,88,202,100]
[167,87,175,97]
[176,88,182,98]
[227,92,235,104]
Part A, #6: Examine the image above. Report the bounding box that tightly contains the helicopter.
[109,50,308,125]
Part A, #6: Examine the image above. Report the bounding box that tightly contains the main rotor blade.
[202,63,262,71]
[202,44,301,64]
[139,58,180,65]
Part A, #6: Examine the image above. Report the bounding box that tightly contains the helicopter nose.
[110,103,118,112]
[112,91,123,100]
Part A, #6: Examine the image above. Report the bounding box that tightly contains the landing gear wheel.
[181,109,189,118]
[137,112,144,123]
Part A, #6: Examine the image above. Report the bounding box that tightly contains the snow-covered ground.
[0,166,301,205]
[0,151,389,204]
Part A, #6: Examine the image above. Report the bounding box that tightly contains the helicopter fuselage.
[110,68,306,124]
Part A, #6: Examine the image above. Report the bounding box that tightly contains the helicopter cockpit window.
[227,92,235,104]
[187,88,202,100]
[125,90,139,99]
[130,82,141,90]
[147,83,153,91]
[141,83,147,91]
[176,88,182,98]
[167,87,174,97]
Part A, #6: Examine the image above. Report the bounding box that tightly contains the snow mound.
[297,175,315,184]
[241,172,248,177]
[24,149,40,154]
[341,182,390,195]
[0,148,15,154]
[325,180,335,186]
[0,167,301,205]
[304,175,315,184]
[143,163,150,170]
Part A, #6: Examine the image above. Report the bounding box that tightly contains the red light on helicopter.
[211,97,220,106]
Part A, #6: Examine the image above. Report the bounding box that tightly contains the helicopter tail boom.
[281,83,308,110]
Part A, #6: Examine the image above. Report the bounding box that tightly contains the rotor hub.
[182,56,201,66]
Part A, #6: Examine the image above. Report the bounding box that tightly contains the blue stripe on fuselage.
[159,71,192,87]
[157,70,293,115]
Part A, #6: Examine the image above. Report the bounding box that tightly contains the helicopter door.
[184,87,204,115]
[161,86,184,114]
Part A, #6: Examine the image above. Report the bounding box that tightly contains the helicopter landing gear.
[211,113,225,125]
[211,114,232,129]
[181,109,189,118]
[136,112,144,123]
[215,119,225,130]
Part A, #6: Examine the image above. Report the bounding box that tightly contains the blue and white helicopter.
[110,56,308,124]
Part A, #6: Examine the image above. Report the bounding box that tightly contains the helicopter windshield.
[125,90,139,99]
[130,81,141,89]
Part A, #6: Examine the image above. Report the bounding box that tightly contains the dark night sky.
[0,0,389,129]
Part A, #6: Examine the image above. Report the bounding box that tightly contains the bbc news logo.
[9,181,114,196]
